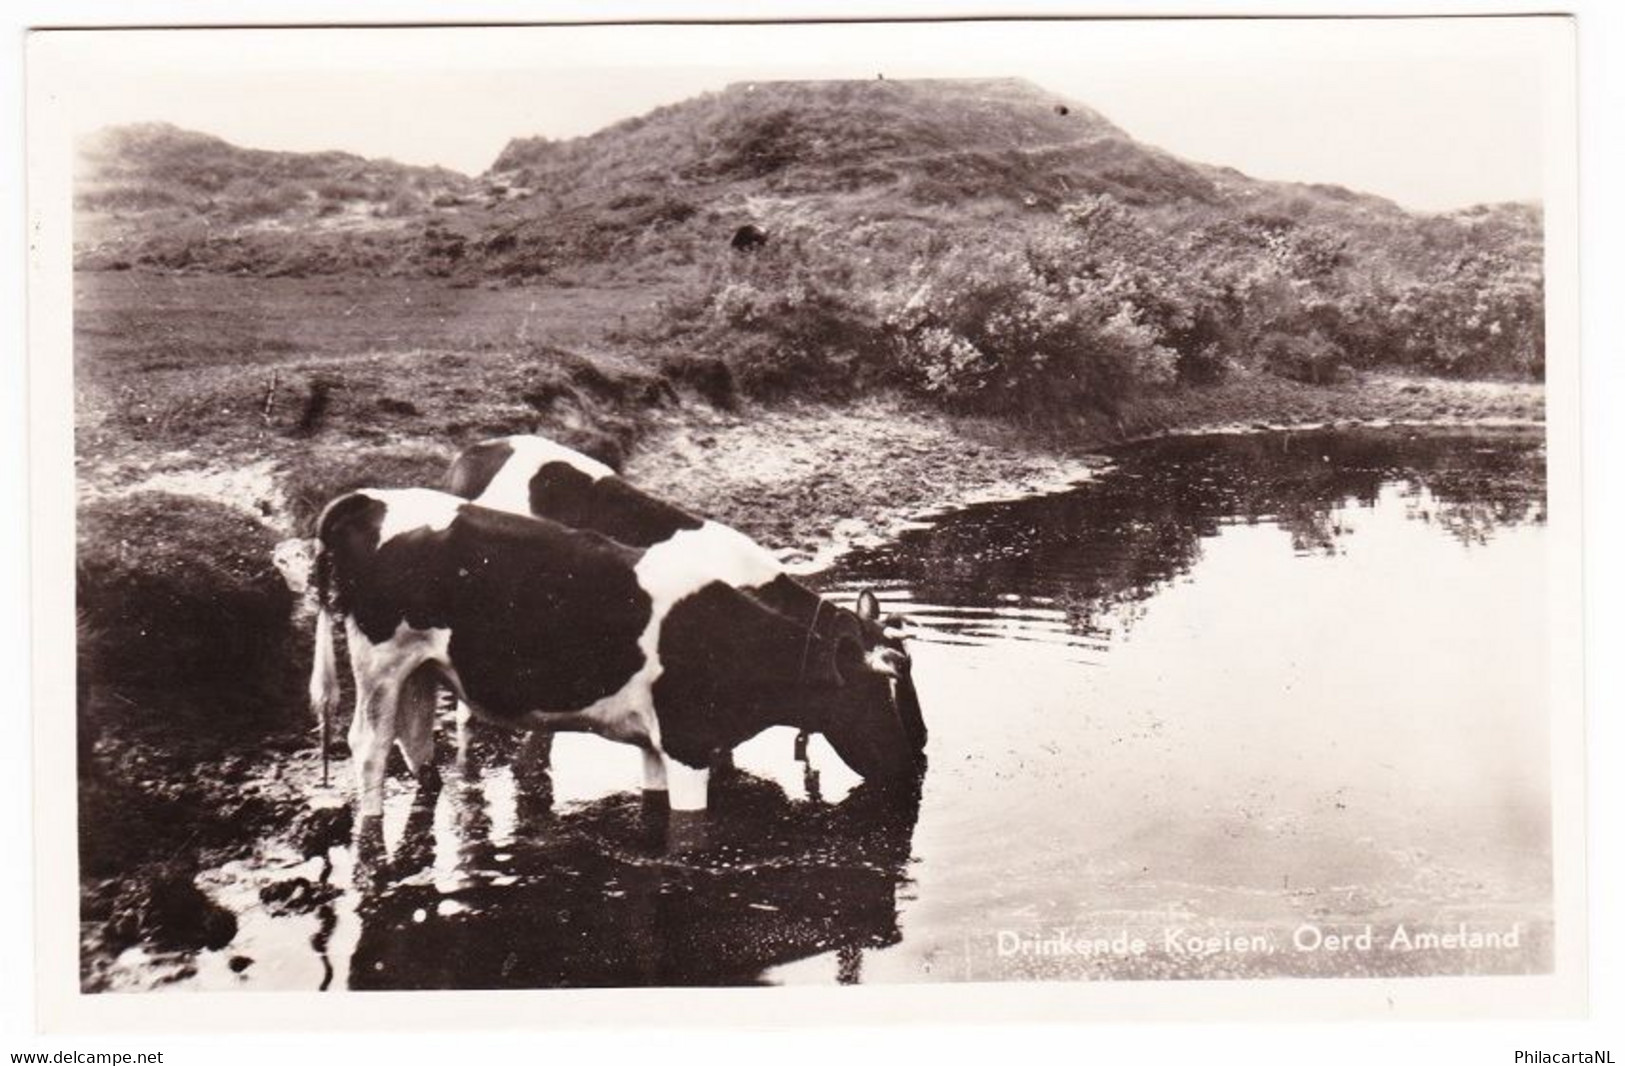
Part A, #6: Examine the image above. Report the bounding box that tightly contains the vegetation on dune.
[77,123,468,233]
[75,77,1544,423]
[639,190,1542,426]
[74,271,694,471]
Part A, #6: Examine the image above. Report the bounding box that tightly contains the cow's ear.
[856,588,881,622]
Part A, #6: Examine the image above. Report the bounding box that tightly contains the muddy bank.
[621,371,1544,573]
[624,397,1105,571]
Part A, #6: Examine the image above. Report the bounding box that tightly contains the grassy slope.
[76,79,1528,290]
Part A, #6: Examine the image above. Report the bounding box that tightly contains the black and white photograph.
[23,13,1588,1027]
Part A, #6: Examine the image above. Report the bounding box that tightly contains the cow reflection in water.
[345,727,922,989]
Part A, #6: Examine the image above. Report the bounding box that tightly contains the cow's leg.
[661,755,710,812]
[352,813,388,888]
[513,729,555,825]
[518,728,554,772]
[803,761,823,804]
[343,622,399,820]
[640,746,668,801]
[396,666,441,797]
[709,747,736,778]
[347,677,389,886]
[348,680,398,819]
[454,698,474,775]
[392,785,438,878]
[664,764,708,855]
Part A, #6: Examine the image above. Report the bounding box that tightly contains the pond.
[173,426,1552,989]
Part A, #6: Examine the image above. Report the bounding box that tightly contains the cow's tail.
[308,531,342,789]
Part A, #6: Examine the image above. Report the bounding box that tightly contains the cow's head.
[817,589,927,787]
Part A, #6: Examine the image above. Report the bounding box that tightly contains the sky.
[40,17,1568,211]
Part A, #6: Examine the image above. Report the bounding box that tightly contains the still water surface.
[185,427,1551,988]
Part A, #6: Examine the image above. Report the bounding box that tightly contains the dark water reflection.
[341,755,917,988]
[186,427,1549,989]
[824,427,1547,656]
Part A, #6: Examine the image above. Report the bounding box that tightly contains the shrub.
[633,189,1543,416]
[710,108,804,178]
[881,242,1177,420]
[640,232,892,400]
[1388,260,1545,379]
[77,492,300,722]
[1259,330,1349,385]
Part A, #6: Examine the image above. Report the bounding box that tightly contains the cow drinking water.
[445,435,926,754]
[307,488,924,821]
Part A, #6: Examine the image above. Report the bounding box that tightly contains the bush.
[640,233,893,400]
[881,242,1177,420]
[294,375,338,436]
[643,216,1188,420]
[1259,330,1349,385]
[77,492,300,722]
[1388,261,1545,379]
[315,180,369,201]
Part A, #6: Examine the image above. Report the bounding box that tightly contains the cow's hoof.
[391,803,436,878]
[351,815,388,888]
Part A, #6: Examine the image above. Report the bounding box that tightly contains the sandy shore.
[624,397,1106,572]
[622,371,1544,574]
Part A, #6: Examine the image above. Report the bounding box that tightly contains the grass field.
[75,272,670,377]
[74,273,698,515]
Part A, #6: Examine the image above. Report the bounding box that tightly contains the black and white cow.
[308,488,924,818]
[444,435,926,752]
